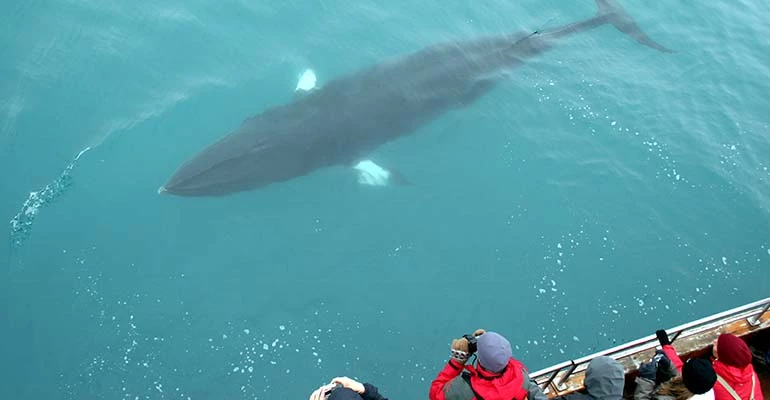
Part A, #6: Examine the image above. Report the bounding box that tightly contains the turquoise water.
[2,0,769,398]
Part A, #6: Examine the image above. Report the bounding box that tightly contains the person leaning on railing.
[710,333,764,400]
[552,356,625,400]
[633,329,717,400]
[428,328,547,400]
[308,376,389,400]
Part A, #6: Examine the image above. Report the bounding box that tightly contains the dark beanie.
[682,358,716,395]
[717,333,752,367]
[328,387,363,400]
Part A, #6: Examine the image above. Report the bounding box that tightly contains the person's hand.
[452,337,470,352]
[331,376,365,394]
[450,329,487,364]
[451,337,471,364]
[308,383,337,400]
[656,329,671,346]
[453,328,487,352]
[308,387,323,400]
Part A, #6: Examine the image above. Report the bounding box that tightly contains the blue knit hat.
[477,332,512,373]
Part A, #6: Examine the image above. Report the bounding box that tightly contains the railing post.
[555,362,579,391]
[748,301,770,327]
[541,368,561,392]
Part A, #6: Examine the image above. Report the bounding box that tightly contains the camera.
[463,333,478,354]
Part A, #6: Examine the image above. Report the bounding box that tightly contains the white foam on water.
[10,75,229,248]
[10,146,92,246]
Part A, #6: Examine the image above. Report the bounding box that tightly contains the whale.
[159,0,671,197]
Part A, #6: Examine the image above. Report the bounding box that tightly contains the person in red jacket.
[633,329,717,400]
[429,328,546,400]
[711,333,763,400]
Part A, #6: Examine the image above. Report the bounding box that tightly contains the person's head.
[658,358,717,400]
[308,383,361,400]
[682,358,716,394]
[583,356,624,400]
[714,333,752,368]
[327,388,363,400]
[476,332,512,373]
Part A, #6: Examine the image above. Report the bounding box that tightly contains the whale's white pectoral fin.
[295,69,317,92]
[353,159,411,187]
[354,160,389,186]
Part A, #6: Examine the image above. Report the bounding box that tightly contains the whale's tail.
[547,0,672,53]
[597,0,672,53]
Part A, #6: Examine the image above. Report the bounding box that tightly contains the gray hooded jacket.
[559,356,625,400]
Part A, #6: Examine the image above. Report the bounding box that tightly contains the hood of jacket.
[713,360,755,386]
[466,359,529,400]
[584,356,624,400]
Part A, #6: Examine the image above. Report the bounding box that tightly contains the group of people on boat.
[307,328,764,400]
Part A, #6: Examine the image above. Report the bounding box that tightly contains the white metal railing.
[529,297,770,393]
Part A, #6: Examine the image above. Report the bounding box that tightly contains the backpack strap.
[461,371,485,400]
[716,374,746,400]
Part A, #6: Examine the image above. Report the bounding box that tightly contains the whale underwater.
[159,0,671,197]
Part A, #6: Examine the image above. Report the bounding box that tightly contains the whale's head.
[160,93,337,197]
[161,126,318,197]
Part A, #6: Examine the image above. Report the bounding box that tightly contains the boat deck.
[527,298,770,399]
